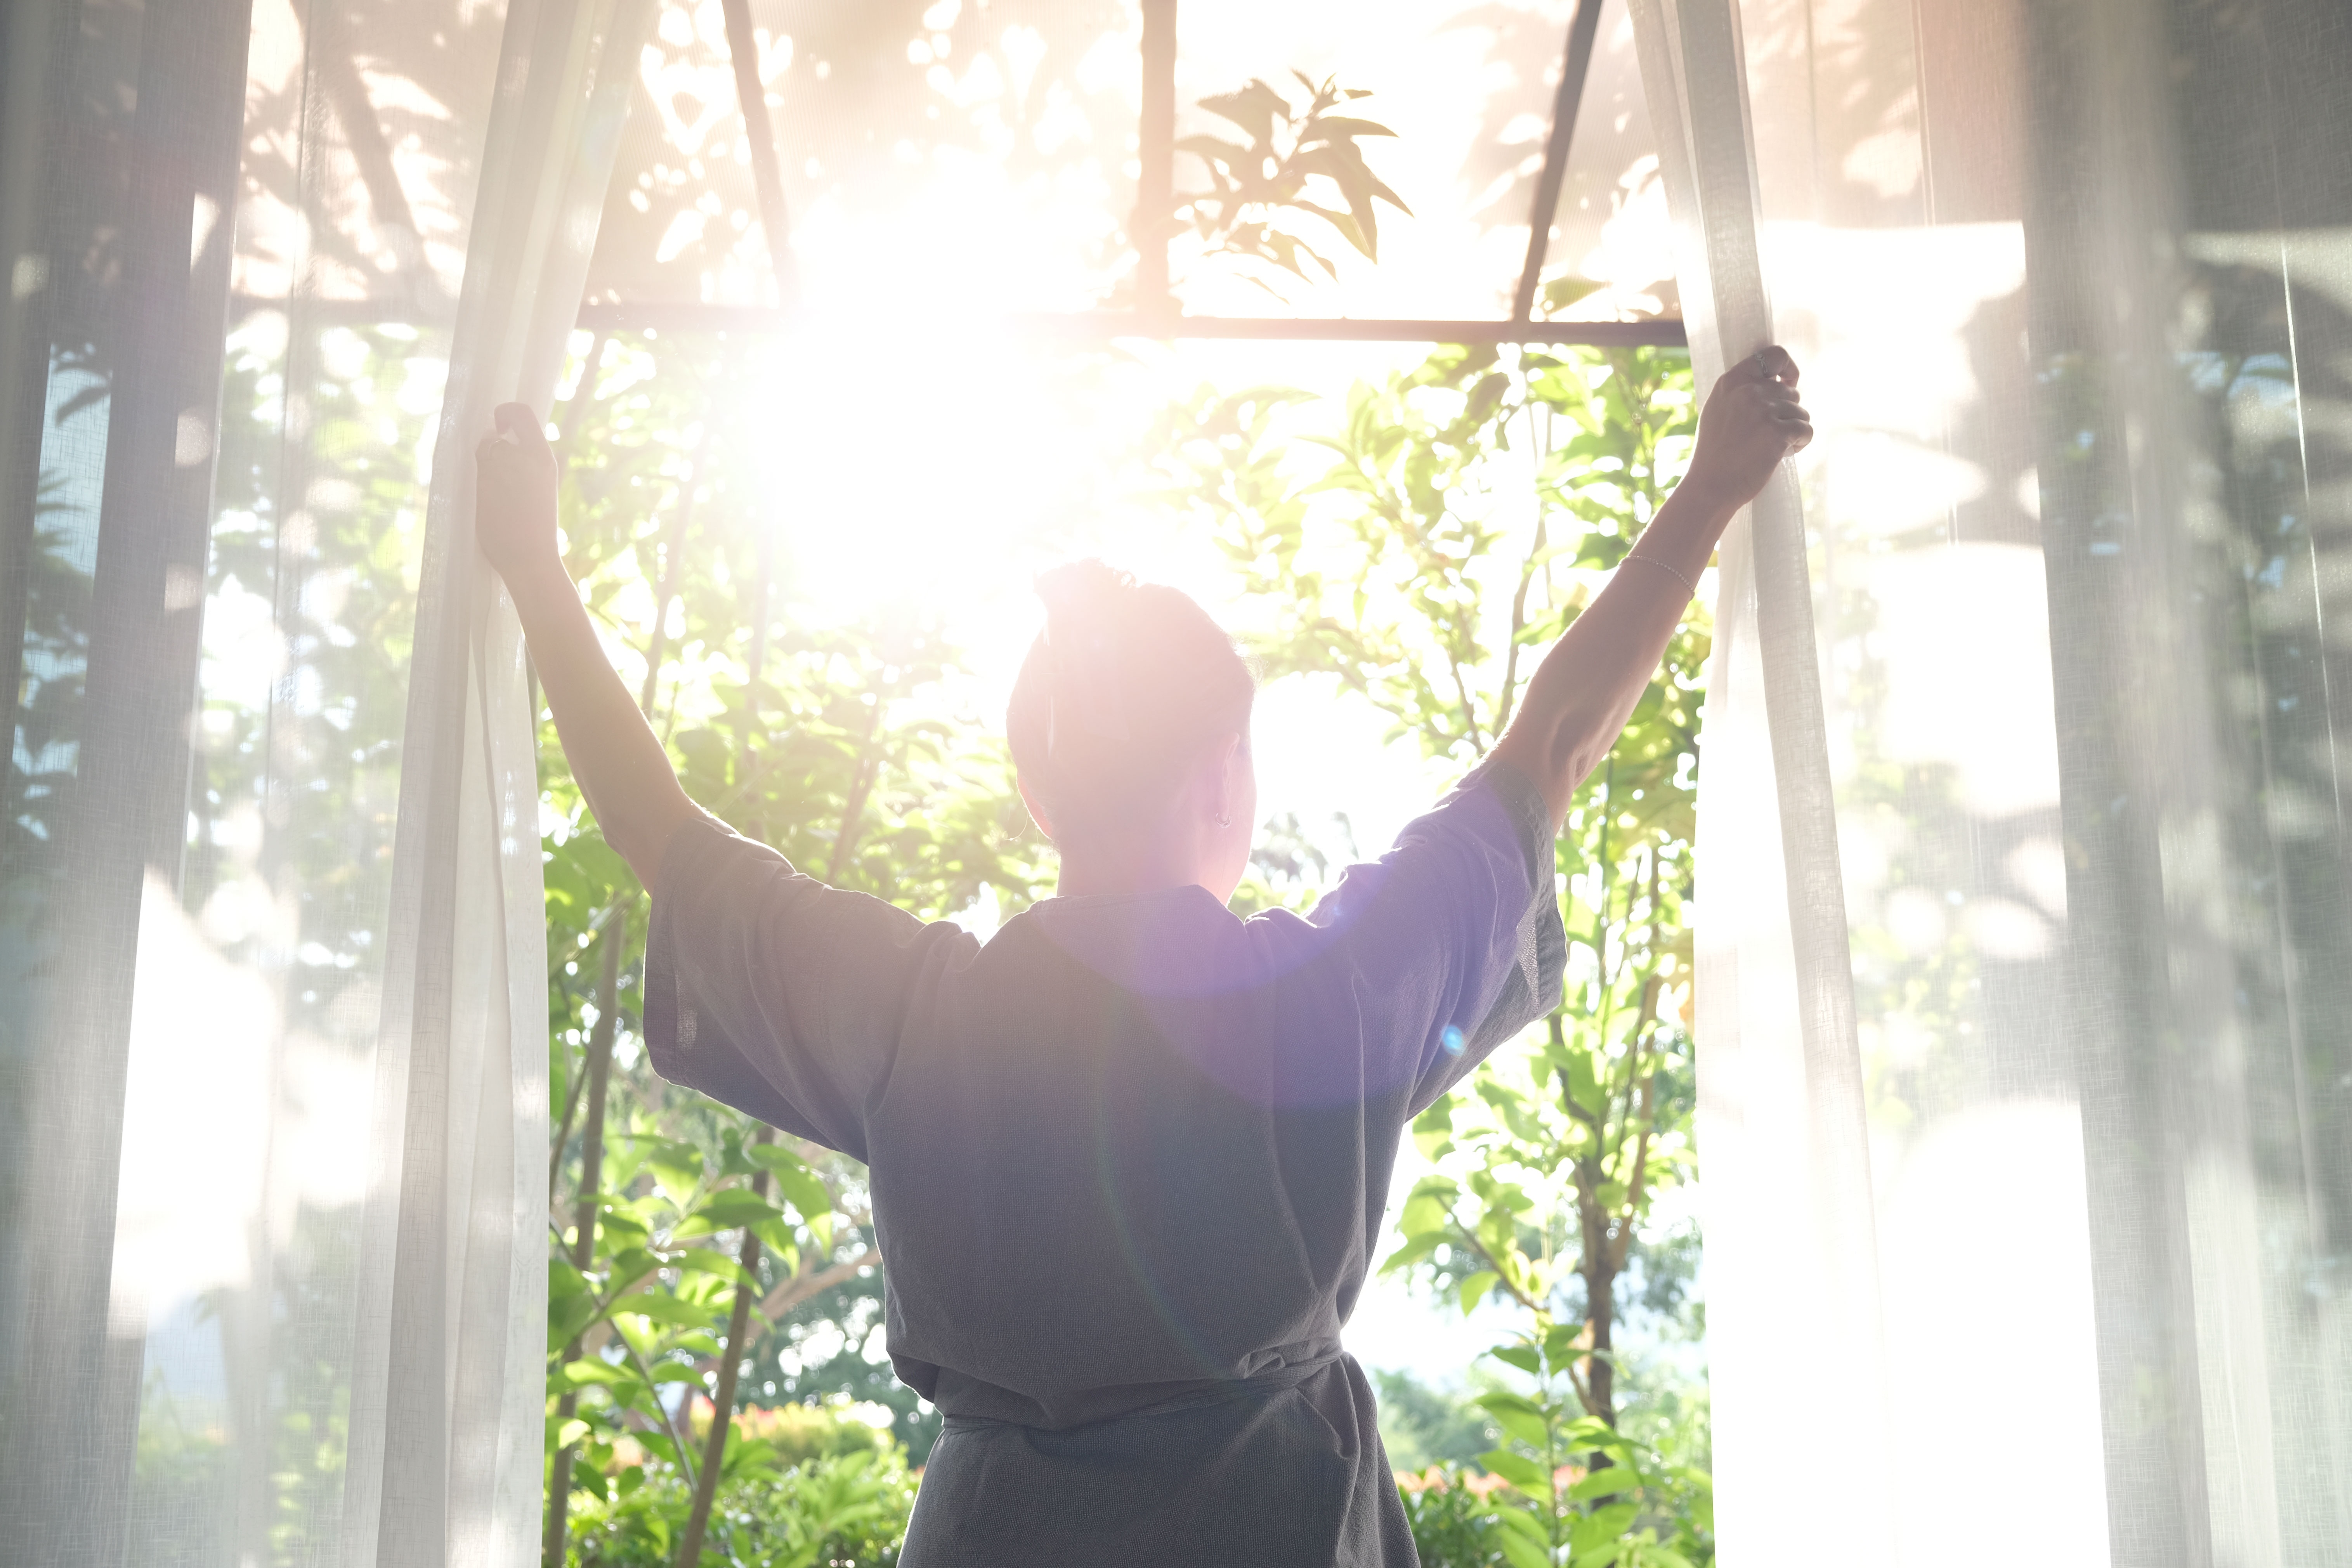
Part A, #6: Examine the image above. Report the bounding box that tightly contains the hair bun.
[1034,559,1134,631]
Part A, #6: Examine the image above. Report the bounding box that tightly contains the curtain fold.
[350,5,653,1561]
[1627,2,1897,1562]
[1651,0,2352,1562]
[0,1,258,1559]
[0,1,648,1563]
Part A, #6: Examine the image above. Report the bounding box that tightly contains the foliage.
[1178,73,1412,297]
[1149,338,1713,1562]
[567,1442,917,1568]
[545,1113,839,1480]
[1398,1418,1710,1568]
[717,1395,900,1468]
[1373,1369,1502,1473]
[1400,1464,1520,1568]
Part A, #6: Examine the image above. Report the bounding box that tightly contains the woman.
[479,348,1810,1566]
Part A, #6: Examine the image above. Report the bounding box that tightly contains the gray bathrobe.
[645,759,1565,1566]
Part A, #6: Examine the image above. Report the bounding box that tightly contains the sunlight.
[735,324,1460,856]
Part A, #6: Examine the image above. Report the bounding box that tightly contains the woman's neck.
[1052,833,1204,899]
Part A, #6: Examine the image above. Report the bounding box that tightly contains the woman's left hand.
[1679,346,1813,513]
[475,402,565,589]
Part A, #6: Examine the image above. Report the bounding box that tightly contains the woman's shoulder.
[986,885,1248,989]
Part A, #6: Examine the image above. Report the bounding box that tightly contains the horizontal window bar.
[570,302,1688,347]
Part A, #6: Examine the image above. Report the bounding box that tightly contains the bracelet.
[1619,552,1702,599]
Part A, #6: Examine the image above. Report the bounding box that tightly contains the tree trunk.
[1587,1257,1617,1426]
[543,904,628,1568]
[674,1128,775,1568]
[1576,1233,1620,1481]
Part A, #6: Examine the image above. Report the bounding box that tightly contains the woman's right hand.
[1679,346,1813,513]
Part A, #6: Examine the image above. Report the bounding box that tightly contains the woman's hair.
[1006,560,1255,843]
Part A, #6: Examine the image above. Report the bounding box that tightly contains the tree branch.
[1564,1346,1597,1418]
[1457,1228,1544,1316]
[759,1248,880,1322]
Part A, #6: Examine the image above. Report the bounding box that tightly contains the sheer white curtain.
[1638,0,2352,1564]
[0,1,647,1563]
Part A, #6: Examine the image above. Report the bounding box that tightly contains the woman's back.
[646,761,1563,1565]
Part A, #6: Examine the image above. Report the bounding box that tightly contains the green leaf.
[609,1291,718,1330]
[1398,1189,1450,1237]
[1475,1391,1551,1448]
[750,1147,838,1252]
[751,1220,801,1273]
[1488,1343,1542,1376]
[1558,1415,1622,1452]
[546,1259,595,1345]
[1310,115,1399,142]
[1562,895,1600,944]
[1564,1050,1604,1117]
[676,1189,790,1236]
[1197,79,1291,144]
[1541,275,1607,316]
[1494,1508,1552,1545]
[1457,1270,1500,1315]
[671,1247,755,1285]
[552,1358,631,1392]
[1569,1467,1643,1500]
[1576,1501,1641,1543]
[1378,1230,1445,1275]
[1479,1448,1549,1496]
[594,1206,651,1247]
[1496,1531,1554,1568]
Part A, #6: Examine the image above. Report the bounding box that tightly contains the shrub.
[567,1419,916,1568]
[1399,1464,1518,1567]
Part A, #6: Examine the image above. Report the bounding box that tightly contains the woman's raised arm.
[477,401,704,887]
[1488,347,1813,832]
